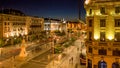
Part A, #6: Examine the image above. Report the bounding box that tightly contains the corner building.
[84,0,120,68]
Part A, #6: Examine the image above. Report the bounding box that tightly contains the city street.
[46,38,86,68]
[19,38,86,68]
[0,42,51,68]
[20,50,54,68]
[0,37,86,68]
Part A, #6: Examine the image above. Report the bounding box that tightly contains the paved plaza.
[0,38,86,68]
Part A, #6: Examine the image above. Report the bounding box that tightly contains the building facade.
[44,18,62,32]
[44,18,64,37]
[67,20,86,38]
[84,0,120,68]
[0,9,44,46]
[27,16,44,42]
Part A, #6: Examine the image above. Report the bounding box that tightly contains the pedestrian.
[77,47,79,51]
[48,55,50,61]
[2,66,4,68]
[71,57,73,64]
[14,64,16,68]
[69,59,71,63]
[75,63,78,68]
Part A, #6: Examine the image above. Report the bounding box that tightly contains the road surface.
[20,50,54,68]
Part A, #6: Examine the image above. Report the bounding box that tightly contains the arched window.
[88,59,92,68]
[112,58,119,68]
[112,62,119,68]
[98,60,107,68]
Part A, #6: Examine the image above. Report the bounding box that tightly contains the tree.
[54,45,63,54]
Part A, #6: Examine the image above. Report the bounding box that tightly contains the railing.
[113,42,120,47]
[99,42,107,46]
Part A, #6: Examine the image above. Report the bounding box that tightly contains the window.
[98,48,107,55]
[89,19,92,27]
[88,47,93,53]
[115,32,120,42]
[4,22,6,25]
[8,27,10,32]
[98,60,107,68]
[100,32,105,41]
[112,58,119,68]
[8,18,9,21]
[89,32,92,41]
[113,48,120,56]
[115,19,120,27]
[8,22,9,25]
[89,9,92,15]
[112,62,119,68]
[100,7,105,14]
[100,19,106,27]
[115,6,120,14]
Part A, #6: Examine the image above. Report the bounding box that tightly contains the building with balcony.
[44,18,63,38]
[44,18,62,32]
[84,0,120,68]
[67,20,86,38]
[27,16,44,42]
[0,9,44,46]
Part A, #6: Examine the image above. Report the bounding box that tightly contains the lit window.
[113,48,120,56]
[115,19,120,27]
[115,32,120,42]
[98,48,107,55]
[115,6,120,14]
[100,19,106,27]
[100,32,105,41]
[89,9,92,15]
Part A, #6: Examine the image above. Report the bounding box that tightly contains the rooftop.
[0,8,25,16]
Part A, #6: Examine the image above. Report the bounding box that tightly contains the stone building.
[84,0,120,68]
[0,9,44,46]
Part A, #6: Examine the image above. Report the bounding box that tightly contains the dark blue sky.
[0,0,86,21]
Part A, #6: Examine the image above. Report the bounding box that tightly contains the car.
[80,53,86,65]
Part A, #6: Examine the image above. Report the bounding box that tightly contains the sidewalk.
[46,46,79,68]
[46,38,86,68]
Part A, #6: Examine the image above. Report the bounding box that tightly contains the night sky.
[0,0,86,21]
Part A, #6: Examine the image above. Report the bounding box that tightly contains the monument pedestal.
[19,39,27,59]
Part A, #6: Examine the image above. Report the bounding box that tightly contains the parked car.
[80,53,86,65]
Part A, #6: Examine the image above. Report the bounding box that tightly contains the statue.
[19,39,27,58]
